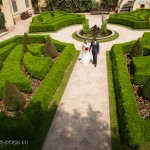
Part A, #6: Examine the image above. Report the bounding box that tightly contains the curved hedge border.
[27,44,44,56]
[24,52,53,80]
[29,11,85,33]
[110,32,150,146]
[0,35,76,143]
[0,45,32,100]
[108,9,150,29]
[0,43,16,62]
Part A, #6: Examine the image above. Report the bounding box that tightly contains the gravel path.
[42,14,150,150]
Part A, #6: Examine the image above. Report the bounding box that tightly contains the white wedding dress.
[81,43,90,64]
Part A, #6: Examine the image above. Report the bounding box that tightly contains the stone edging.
[76,29,115,40]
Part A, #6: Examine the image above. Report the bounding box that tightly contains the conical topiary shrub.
[22,32,31,50]
[3,80,26,111]
[130,38,143,57]
[44,37,58,59]
[142,79,150,101]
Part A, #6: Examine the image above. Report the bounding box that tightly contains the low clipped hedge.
[0,35,76,143]
[29,11,85,33]
[132,56,150,84]
[143,45,150,56]
[0,43,16,62]
[110,45,144,146]
[110,32,150,146]
[0,57,3,70]
[108,9,150,29]
[24,52,53,80]
[27,44,45,56]
[0,45,32,100]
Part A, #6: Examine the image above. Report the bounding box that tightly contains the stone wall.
[0,0,33,31]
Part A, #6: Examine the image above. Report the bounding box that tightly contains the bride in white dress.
[81,39,91,64]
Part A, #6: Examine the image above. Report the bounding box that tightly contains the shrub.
[44,37,58,59]
[0,45,32,100]
[22,33,31,50]
[142,45,150,56]
[82,19,89,33]
[24,52,53,80]
[108,9,150,29]
[3,80,26,111]
[101,20,107,34]
[0,43,16,62]
[27,44,45,56]
[142,78,150,101]
[29,12,85,33]
[0,57,3,70]
[110,44,145,146]
[50,11,55,18]
[132,56,150,84]
[130,39,143,57]
[0,35,77,142]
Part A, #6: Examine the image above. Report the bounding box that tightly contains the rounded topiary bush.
[3,80,26,111]
[142,78,150,101]
[44,37,58,59]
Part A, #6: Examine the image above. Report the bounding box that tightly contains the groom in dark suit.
[89,38,99,67]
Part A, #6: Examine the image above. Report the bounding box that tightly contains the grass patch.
[106,51,125,150]
[72,31,119,43]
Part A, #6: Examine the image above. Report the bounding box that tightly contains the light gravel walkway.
[0,13,150,150]
[42,14,150,150]
[0,17,32,42]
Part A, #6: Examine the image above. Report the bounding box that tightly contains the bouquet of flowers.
[85,47,89,51]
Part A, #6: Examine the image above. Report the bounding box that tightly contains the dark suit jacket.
[90,41,99,53]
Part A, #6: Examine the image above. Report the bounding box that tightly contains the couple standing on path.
[81,38,99,67]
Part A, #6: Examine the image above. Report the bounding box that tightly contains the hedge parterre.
[24,52,53,80]
[0,35,76,143]
[108,9,150,29]
[0,44,32,100]
[110,32,150,146]
[29,11,85,33]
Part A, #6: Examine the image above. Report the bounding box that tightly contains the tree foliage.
[82,19,89,34]
[22,33,31,50]
[47,0,92,12]
[3,80,26,111]
[44,37,58,59]
[101,19,107,34]
[130,39,143,57]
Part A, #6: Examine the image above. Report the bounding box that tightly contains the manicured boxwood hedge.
[29,11,85,33]
[132,56,150,84]
[27,44,45,56]
[0,35,76,143]
[0,45,32,100]
[108,9,150,29]
[0,43,16,62]
[24,52,53,80]
[110,32,150,146]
